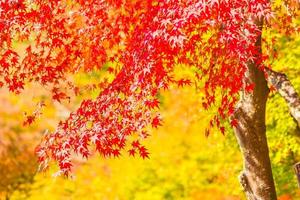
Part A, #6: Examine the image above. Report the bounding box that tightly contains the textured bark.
[265,67,300,127]
[233,21,277,200]
[233,63,277,200]
[294,162,300,187]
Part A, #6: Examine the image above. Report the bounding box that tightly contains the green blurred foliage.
[265,28,300,197]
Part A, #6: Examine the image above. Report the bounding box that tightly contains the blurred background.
[1,12,300,200]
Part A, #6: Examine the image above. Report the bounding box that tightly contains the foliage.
[7,69,300,199]
[11,87,244,200]
[0,134,37,199]
[265,25,300,196]
[1,3,300,200]
[0,80,76,199]
[0,88,40,199]
[1,0,298,175]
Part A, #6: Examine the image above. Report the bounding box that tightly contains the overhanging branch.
[265,67,300,127]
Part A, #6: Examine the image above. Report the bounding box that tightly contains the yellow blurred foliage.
[6,86,244,200]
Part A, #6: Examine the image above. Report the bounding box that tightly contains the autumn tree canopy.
[0,0,298,176]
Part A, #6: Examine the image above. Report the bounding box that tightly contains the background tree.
[0,134,37,200]
[0,88,41,200]
[0,1,299,199]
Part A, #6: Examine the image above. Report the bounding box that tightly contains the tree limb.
[265,67,300,127]
[238,171,257,200]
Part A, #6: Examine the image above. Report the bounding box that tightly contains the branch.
[265,67,300,127]
[238,171,257,200]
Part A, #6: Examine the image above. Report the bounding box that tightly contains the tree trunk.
[232,22,277,199]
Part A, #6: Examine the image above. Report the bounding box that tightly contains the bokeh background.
[1,9,300,200]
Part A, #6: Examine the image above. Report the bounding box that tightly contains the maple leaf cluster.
[1,0,294,175]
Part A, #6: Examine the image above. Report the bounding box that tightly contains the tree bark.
[265,67,300,127]
[233,22,277,199]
